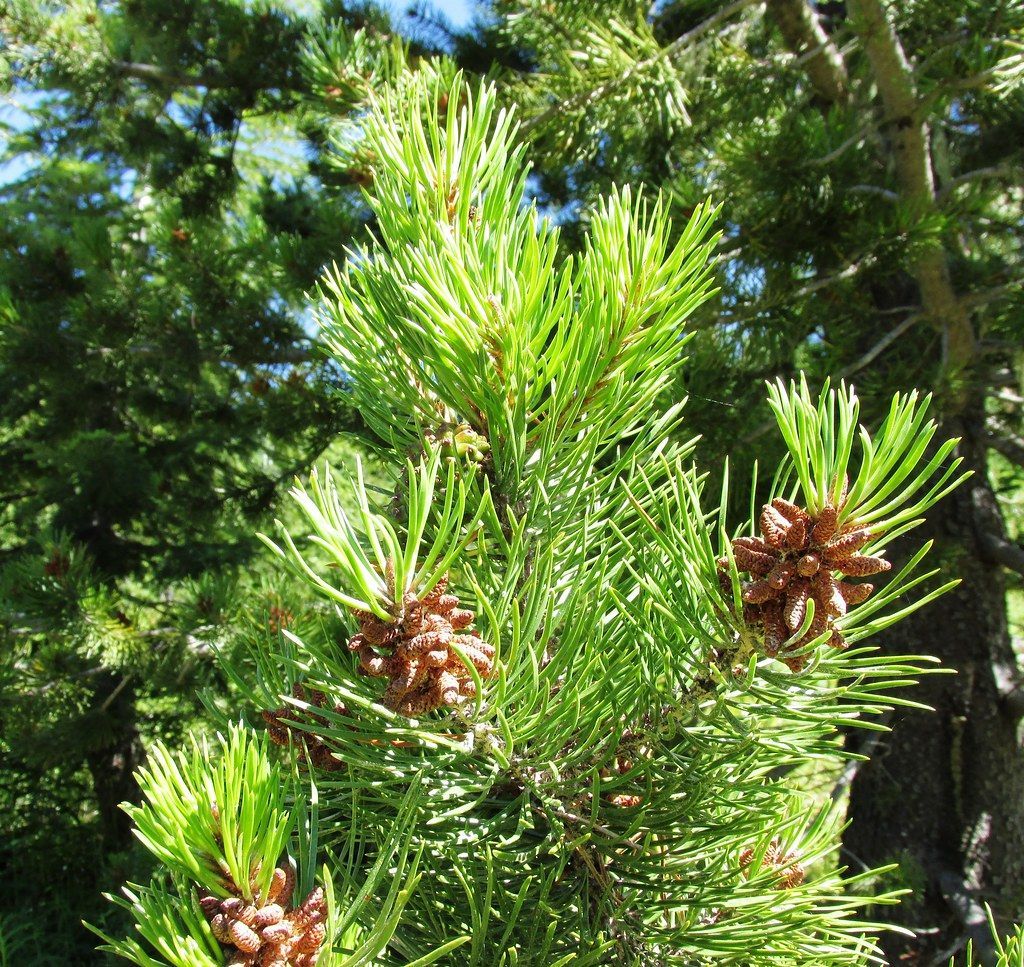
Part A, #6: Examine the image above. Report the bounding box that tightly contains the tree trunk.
[844,405,1024,964]
[84,673,143,856]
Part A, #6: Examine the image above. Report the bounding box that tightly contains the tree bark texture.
[844,409,1024,965]
[845,0,977,374]
[83,673,143,856]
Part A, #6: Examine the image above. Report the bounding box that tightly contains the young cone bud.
[836,554,891,577]
[810,506,838,544]
[838,581,873,606]
[760,505,791,548]
[228,919,262,953]
[784,580,811,632]
[823,527,874,560]
[771,497,807,523]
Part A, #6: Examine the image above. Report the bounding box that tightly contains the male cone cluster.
[349,573,494,717]
[719,494,890,670]
[262,685,345,772]
[739,840,806,890]
[199,864,327,966]
[602,755,643,808]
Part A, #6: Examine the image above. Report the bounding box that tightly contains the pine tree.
[91,64,993,966]
[476,1,1024,959]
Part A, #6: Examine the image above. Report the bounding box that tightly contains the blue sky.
[430,0,474,25]
[383,0,475,29]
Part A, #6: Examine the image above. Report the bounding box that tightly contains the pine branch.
[986,421,1024,469]
[98,674,133,713]
[848,183,899,201]
[707,252,879,330]
[977,530,1024,577]
[936,67,1000,95]
[964,282,1018,313]
[766,0,850,104]
[837,310,925,379]
[803,120,878,167]
[971,445,1024,577]
[938,163,1024,202]
[720,299,930,448]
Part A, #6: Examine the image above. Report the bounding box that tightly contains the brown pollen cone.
[739,839,806,890]
[348,573,495,717]
[599,754,644,808]
[718,491,890,671]
[262,685,346,772]
[200,863,327,966]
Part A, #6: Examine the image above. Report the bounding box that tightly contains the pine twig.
[766,0,850,104]
[986,421,1024,469]
[836,310,924,379]
[521,0,757,134]
[113,61,228,89]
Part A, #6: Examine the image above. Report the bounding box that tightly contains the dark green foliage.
[0,1,382,959]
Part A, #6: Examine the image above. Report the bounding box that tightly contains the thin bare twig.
[938,163,1023,202]
[113,61,227,89]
